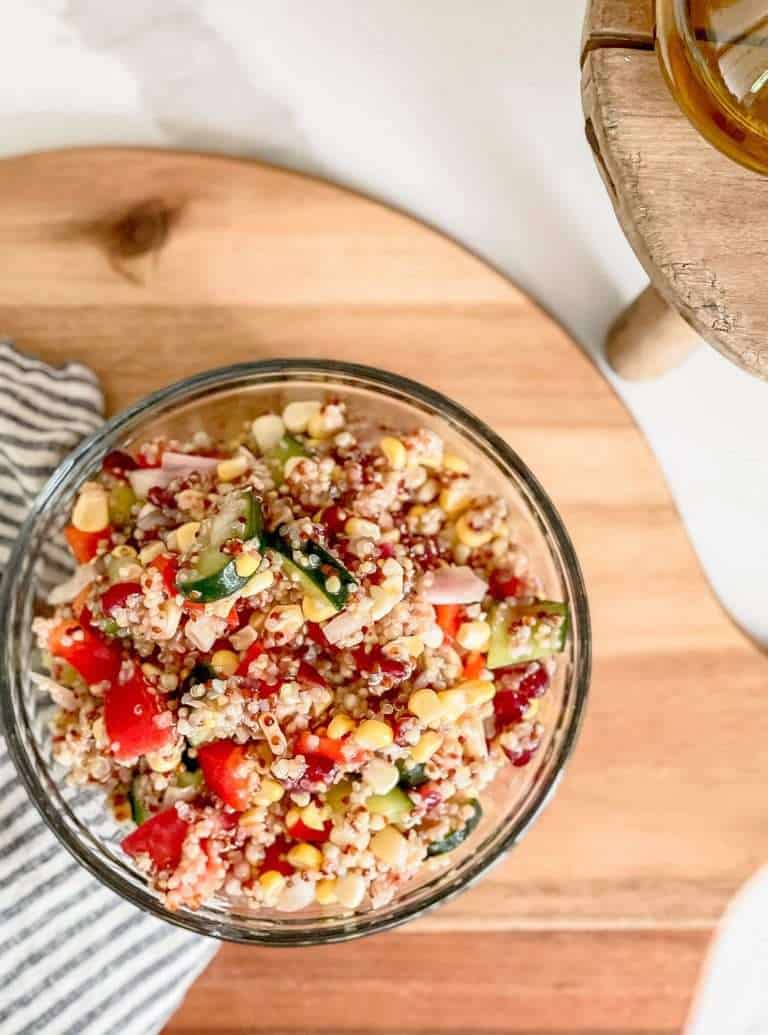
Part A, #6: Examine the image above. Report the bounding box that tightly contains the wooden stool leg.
[606,285,701,380]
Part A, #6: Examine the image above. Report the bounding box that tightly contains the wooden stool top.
[582,0,768,380]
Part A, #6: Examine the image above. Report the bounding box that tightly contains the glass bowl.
[0,359,590,945]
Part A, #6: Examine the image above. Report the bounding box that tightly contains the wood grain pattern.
[163,930,706,1034]
[582,2,768,379]
[582,0,654,57]
[0,147,761,1030]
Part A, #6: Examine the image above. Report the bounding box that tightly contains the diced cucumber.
[129,778,149,825]
[426,799,482,857]
[177,768,203,789]
[397,760,428,789]
[486,602,569,670]
[177,491,265,603]
[267,435,307,484]
[366,786,413,823]
[272,537,356,612]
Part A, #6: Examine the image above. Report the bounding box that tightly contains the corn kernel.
[370,825,408,868]
[241,570,275,597]
[307,406,344,440]
[363,759,399,795]
[315,878,338,905]
[175,521,201,553]
[456,620,491,652]
[234,552,261,578]
[437,688,467,721]
[302,593,337,623]
[455,513,493,548]
[353,719,394,750]
[259,870,286,899]
[369,584,403,622]
[217,455,248,483]
[460,679,496,707]
[252,413,286,453]
[410,731,443,764]
[252,778,285,805]
[300,801,330,830]
[379,436,407,470]
[327,713,355,740]
[335,872,366,909]
[283,400,322,434]
[344,517,381,541]
[407,688,443,723]
[72,483,109,533]
[443,453,470,474]
[211,650,239,676]
[286,842,324,870]
[139,540,165,565]
[438,485,470,518]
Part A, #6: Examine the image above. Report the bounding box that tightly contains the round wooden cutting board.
[0,148,765,1027]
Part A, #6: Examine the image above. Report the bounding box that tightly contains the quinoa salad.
[33,397,569,914]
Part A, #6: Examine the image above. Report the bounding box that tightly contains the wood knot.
[99,199,183,284]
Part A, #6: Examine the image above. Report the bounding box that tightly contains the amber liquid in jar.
[657,0,768,173]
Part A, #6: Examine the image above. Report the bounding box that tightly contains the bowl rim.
[0,358,591,944]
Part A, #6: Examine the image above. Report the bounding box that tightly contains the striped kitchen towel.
[0,343,216,1035]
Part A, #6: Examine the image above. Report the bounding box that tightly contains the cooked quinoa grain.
[35,402,569,913]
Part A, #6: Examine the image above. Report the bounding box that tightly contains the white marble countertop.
[2,0,767,644]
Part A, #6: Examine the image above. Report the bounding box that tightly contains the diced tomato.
[101,581,142,615]
[64,525,112,564]
[260,836,295,876]
[104,668,172,761]
[101,450,138,478]
[236,640,264,677]
[197,739,251,811]
[295,730,366,768]
[488,570,524,601]
[462,651,486,680]
[297,661,326,689]
[49,621,122,685]
[435,603,462,640]
[122,807,190,870]
[285,813,332,844]
[149,554,179,596]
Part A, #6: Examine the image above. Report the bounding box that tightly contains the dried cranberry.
[518,664,550,699]
[392,717,413,746]
[488,570,524,600]
[300,753,336,788]
[377,541,395,560]
[496,663,549,701]
[493,691,526,728]
[512,749,534,768]
[261,836,294,876]
[101,450,137,478]
[321,505,347,536]
[297,661,326,689]
[148,485,175,509]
